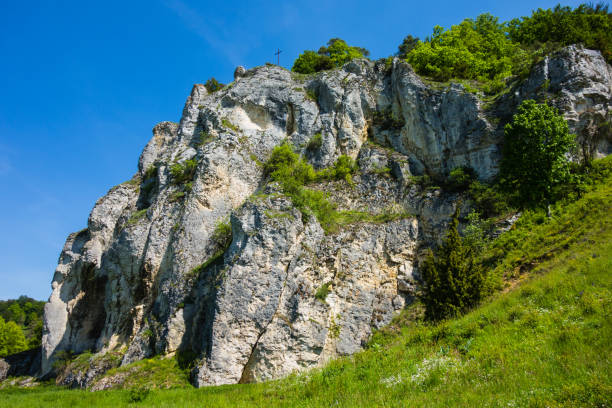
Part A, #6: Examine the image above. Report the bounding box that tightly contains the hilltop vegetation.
[292,3,611,93]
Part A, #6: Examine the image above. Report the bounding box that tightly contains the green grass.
[3,167,611,407]
[126,209,148,226]
[221,118,239,132]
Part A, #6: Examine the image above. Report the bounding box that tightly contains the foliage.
[292,38,369,74]
[372,108,405,130]
[315,282,332,303]
[169,159,198,185]
[169,191,186,202]
[420,207,487,320]
[397,35,420,59]
[204,77,224,93]
[446,166,476,192]
[127,209,148,226]
[143,165,157,181]
[221,118,239,132]
[499,99,575,208]
[406,13,526,82]
[317,38,370,67]
[129,387,150,403]
[462,210,491,253]
[197,131,214,147]
[507,3,612,63]
[291,50,333,74]
[0,296,44,350]
[306,133,323,152]
[212,219,232,250]
[317,155,358,184]
[0,316,28,357]
[263,144,373,233]
[467,180,511,218]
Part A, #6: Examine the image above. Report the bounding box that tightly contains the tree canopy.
[399,4,612,84]
[406,13,525,82]
[507,3,612,63]
[292,38,369,74]
[0,296,45,353]
[500,100,576,208]
[0,316,28,357]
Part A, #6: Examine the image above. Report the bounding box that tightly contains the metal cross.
[275,48,282,66]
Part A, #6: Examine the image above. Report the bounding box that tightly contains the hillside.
[2,156,610,406]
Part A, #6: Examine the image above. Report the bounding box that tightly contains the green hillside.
[2,157,610,407]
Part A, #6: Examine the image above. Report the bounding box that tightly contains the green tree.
[317,38,370,67]
[6,303,25,325]
[0,316,28,357]
[396,35,420,59]
[292,38,369,74]
[204,77,224,93]
[500,100,576,208]
[406,13,525,82]
[420,207,486,320]
[291,50,333,74]
[507,4,612,63]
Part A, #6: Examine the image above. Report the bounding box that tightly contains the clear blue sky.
[0,0,584,300]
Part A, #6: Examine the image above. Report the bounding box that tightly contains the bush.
[499,99,575,208]
[292,51,333,74]
[264,143,340,232]
[317,155,358,184]
[446,166,476,192]
[468,181,511,218]
[420,207,487,321]
[144,165,157,181]
[315,282,332,302]
[170,159,198,185]
[292,38,369,74]
[306,133,323,152]
[212,220,232,250]
[204,77,224,93]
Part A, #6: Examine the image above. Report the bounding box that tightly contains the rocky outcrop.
[0,348,41,381]
[38,45,611,387]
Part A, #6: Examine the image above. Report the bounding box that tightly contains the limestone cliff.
[39,45,611,388]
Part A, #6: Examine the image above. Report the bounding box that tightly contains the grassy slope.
[1,167,611,407]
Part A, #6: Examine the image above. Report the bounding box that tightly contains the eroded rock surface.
[38,45,611,387]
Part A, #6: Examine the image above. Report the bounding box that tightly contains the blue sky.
[0,0,584,300]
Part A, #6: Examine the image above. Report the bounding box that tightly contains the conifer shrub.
[204,77,224,93]
[420,207,487,320]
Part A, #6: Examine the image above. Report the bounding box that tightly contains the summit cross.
[275,48,282,66]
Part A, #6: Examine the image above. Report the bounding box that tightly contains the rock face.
[39,45,611,386]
